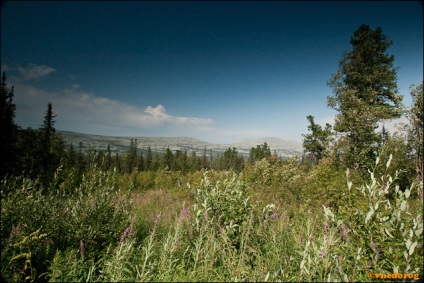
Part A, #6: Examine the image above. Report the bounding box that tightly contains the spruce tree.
[327,24,403,171]
[39,102,64,186]
[0,72,18,177]
[302,115,332,161]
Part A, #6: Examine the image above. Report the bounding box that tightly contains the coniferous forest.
[1,24,423,282]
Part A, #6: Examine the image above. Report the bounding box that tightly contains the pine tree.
[327,24,403,171]
[407,83,423,198]
[41,102,56,150]
[302,115,332,161]
[145,146,153,171]
[104,144,112,171]
[0,72,18,177]
[162,147,174,170]
[248,143,272,163]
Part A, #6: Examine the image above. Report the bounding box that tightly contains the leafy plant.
[191,171,253,248]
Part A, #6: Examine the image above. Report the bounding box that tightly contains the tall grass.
[2,156,422,282]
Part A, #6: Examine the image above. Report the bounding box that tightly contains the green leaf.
[414,227,423,237]
[400,200,407,211]
[409,242,418,256]
[264,272,270,281]
[384,228,394,238]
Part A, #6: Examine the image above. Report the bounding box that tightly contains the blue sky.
[1,1,423,144]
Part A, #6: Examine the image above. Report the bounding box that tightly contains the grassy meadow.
[1,154,423,282]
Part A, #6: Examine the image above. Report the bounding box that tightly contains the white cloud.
[16,64,56,80]
[12,83,214,137]
[144,104,170,118]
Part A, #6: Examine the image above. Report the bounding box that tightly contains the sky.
[1,1,423,144]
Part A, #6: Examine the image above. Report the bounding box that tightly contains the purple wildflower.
[370,242,379,252]
[272,209,278,220]
[155,212,161,224]
[323,221,329,232]
[181,206,188,217]
[319,251,326,258]
[341,224,348,238]
[79,241,85,258]
[180,203,189,222]
[119,226,132,246]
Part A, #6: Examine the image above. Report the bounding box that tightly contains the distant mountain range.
[58,130,303,158]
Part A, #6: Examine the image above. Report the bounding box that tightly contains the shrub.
[191,171,253,248]
[0,166,133,281]
[296,154,423,282]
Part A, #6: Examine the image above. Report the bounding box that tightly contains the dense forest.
[1,24,423,282]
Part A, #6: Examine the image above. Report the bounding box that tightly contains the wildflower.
[155,212,161,224]
[204,211,209,219]
[272,209,278,220]
[79,241,85,258]
[338,256,345,262]
[340,223,348,238]
[180,206,188,217]
[119,226,132,246]
[370,241,379,252]
[323,221,329,232]
[319,251,326,258]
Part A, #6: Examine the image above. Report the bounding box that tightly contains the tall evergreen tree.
[104,144,112,171]
[138,151,144,172]
[302,115,332,161]
[407,83,423,198]
[327,24,403,171]
[41,102,56,150]
[162,147,174,170]
[0,72,18,177]
[125,139,138,173]
[39,102,64,185]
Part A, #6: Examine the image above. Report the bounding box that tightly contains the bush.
[191,171,253,248]
[296,155,423,282]
[1,167,133,282]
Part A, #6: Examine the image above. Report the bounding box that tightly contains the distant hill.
[58,130,303,158]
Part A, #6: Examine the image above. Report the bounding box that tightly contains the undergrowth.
[1,156,422,282]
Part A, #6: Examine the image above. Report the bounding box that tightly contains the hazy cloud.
[144,105,170,118]
[16,64,56,80]
[12,83,214,137]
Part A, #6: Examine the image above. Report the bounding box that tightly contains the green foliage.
[191,171,253,247]
[3,153,418,282]
[245,157,307,205]
[406,82,423,194]
[297,155,423,282]
[302,115,332,161]
[1,166,133,282]
[248,142,272,163]
[219,147,245,171]
[327,24,403,172]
